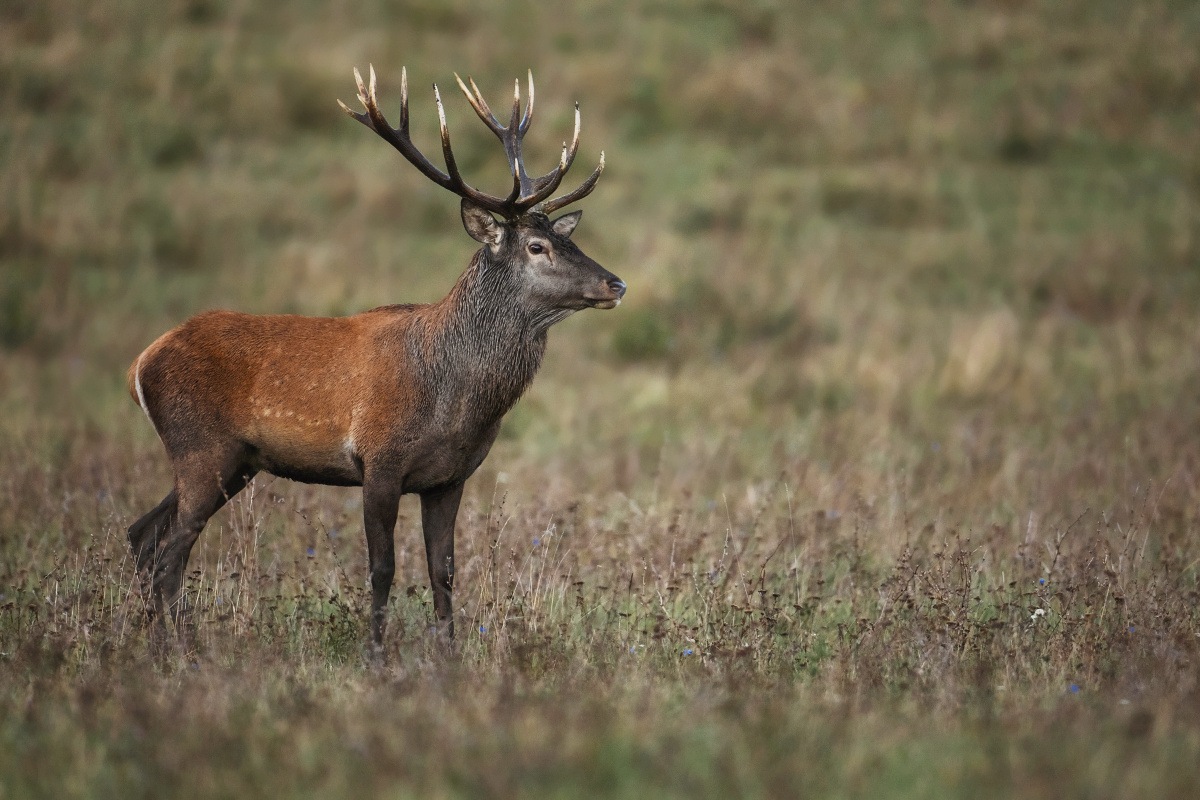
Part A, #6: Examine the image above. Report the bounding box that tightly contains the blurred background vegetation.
[3,0,1200,796]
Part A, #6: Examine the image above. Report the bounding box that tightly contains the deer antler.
[339,66,604,220]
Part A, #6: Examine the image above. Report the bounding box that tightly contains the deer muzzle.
[587,276,626,309]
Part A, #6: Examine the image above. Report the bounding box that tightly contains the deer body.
[127,67,622,650]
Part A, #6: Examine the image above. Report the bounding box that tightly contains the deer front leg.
[420,483,464,641]
[362,476,402,656]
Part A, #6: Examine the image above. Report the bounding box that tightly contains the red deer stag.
[126,66,624,651]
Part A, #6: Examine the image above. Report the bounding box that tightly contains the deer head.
[339,66,625,319]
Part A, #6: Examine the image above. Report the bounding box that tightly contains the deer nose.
[608,278,627,298]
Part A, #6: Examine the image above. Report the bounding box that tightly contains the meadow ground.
[2,1,1200,797]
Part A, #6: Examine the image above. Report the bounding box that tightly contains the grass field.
[3,0,1200,796]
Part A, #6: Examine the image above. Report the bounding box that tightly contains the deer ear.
[461,200,504,246]
[551,210,582,238]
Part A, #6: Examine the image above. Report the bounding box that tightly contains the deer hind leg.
[128,488,179,618]
[149,452,256,635]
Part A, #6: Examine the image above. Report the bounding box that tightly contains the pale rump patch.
[134,352,161,441]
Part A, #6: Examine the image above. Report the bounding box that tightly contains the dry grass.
[3,0,1200,797]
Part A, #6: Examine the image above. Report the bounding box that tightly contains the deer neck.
[422,252,548,420]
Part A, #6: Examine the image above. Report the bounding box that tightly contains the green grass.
[3,0,1200,797]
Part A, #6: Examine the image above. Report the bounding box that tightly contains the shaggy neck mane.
[420,250,549,421]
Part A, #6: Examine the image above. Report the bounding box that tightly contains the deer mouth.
[586,297,622,310]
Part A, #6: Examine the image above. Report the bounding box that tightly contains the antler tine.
[399,66,409,132]
[508,78,521,133]
[523,101,583,204]
[455,74,503,134]
[528,141,569,195]
[433,83,454,174]
[567,102,581,166]
[433,84,477,199]
[366,65,384,130]
[518,70,534,135]
[540,151,605,215]
[506,78,534,200]
[336,66,370,125]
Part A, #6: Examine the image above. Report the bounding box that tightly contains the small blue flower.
[1038,578,1046,585]
[630,646,637,654]
[1128,626,1136,633]
[683,648,694,656]
[1069,683,1080,694]
[479,625,487,634]
[306,546,316,558]
[532,537,540,547]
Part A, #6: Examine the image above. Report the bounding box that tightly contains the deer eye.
[528,242,546,255]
